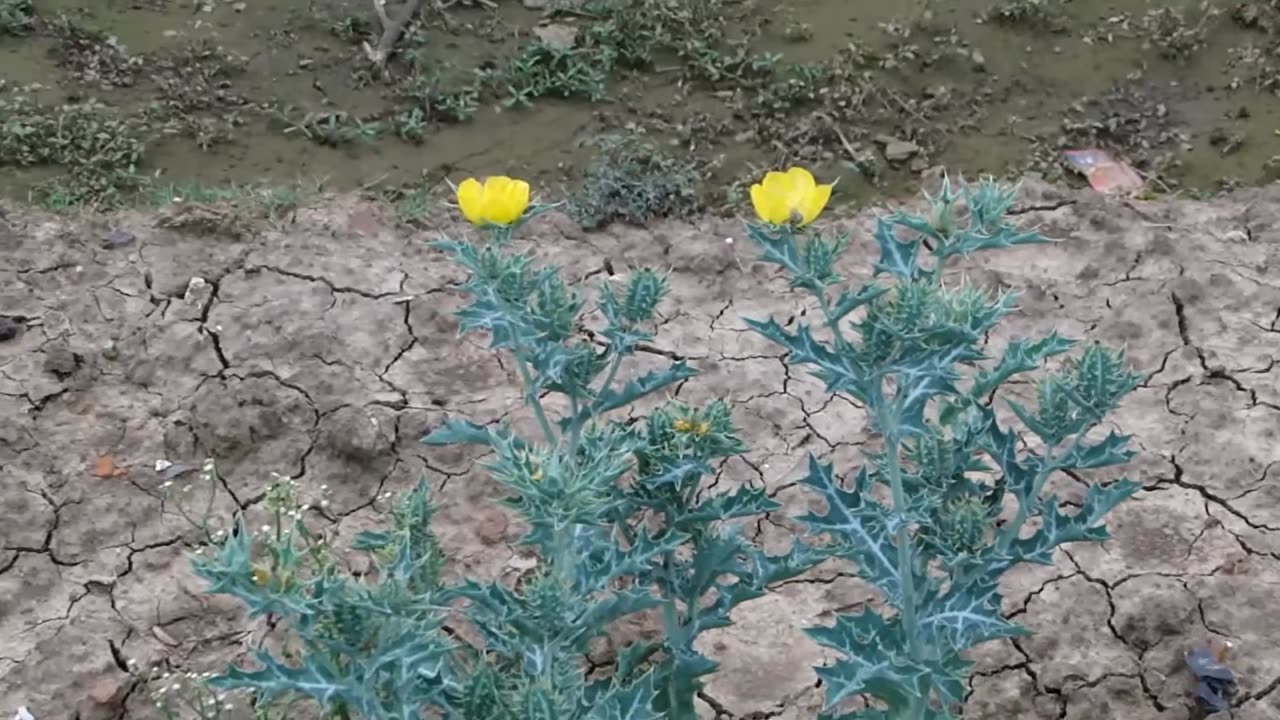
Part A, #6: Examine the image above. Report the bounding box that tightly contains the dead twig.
[363,0,427,68]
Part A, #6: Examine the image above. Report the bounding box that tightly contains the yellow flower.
[249,565,270,587]
[672,418,710,437]
[749,167,832,227]
[455,175,531,227]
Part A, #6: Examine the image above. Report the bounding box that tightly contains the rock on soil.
[2,181,1279,718]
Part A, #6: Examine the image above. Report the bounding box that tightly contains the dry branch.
[363,0,426,67]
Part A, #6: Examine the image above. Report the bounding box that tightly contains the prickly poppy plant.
[423,183,821,719]
[185,177,818,720]
[743,174,1142,719]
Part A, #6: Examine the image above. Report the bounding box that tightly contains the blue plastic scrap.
[1185,645,1237,713]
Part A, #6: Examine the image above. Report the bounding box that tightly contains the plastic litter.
[13,707,34,720]
[1185,642,1237,713]
[1063,148,1145,195]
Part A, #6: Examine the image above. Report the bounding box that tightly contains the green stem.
[994,431,1085,553]
[658,556,697,720]
[596,351,623,400]
[515,354,557,446]
[567,395,582,454]
[882,426,924,663]
[814,290,850,351]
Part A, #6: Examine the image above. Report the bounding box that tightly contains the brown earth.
[1,179,1279,720]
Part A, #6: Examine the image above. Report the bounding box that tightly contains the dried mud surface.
[2,180,1279,720]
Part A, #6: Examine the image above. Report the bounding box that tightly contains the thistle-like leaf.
[872,216,921,278]
[559,361,697,429]
[968,333,1076,401]
[830,283,890,321]
[588,674,662,720]
[795,457,908,605]
[916,576,1027,651]
[1055,431,1136,470]
[678,485,780,525]
[420,417,514,448]
[807,610,968,712]
[741,317,874,402]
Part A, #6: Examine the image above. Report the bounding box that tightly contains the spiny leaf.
[830,283,890,321]
[588,673,662,720]
[561,361,698,428]
[917,578,1027,650]
[679,485,780,524]
[969,333,1076,400]
[807,610,969,711]
[420,417,513,447]
[872,216,921,278]
[983,479,1141,573]
[1055,431,1136,470]
[741,317,874,402]
[746,222,807,277]
[795,457,906,605]
[209,653,347,703]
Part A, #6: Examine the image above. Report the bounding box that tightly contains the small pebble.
[0,316,22,343]
[102,229,135,249]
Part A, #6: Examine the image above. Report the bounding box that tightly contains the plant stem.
[567,395,582,454]
[659,551,696,720]
[814,290,850,350]
[882,427,924,663]
[515,354,557,446]
[994,430,1086,553]
[596,351,623,399]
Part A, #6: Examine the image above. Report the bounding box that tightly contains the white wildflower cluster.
[145,669,236,718]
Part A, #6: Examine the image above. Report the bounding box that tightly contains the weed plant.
[0,95,150,206]
[569,135,704,229]
[164,170,1140,720]
[0,0,33,35]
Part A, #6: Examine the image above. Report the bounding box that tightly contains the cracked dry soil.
[2,179,1280,720]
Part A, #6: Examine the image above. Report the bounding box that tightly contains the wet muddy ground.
[6,0,1280,210]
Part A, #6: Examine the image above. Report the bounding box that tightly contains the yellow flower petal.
[499,178,530,225]
[749,182,774,224]
[785,167,816,193]
[754,171,793,224]
[798,182,832,227]
[471,175,528,226]
[456,178,486,225]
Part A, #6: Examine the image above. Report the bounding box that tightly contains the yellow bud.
[249,566,270,587]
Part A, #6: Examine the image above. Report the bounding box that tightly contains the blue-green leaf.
[811,614,916,709]
[420,417,510,447]
[588,674,662,720]
[746,223,807,276]
[209,652,346,702]
[917,577,1027,651]
[742,317,874,402]
[970,333,1076,400]
[680,486,780,524]
[830,284,890,320]
[558,361,698,431]
[872,217,920,278]
[1055,431,1135,470]
[795,457,906,605]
